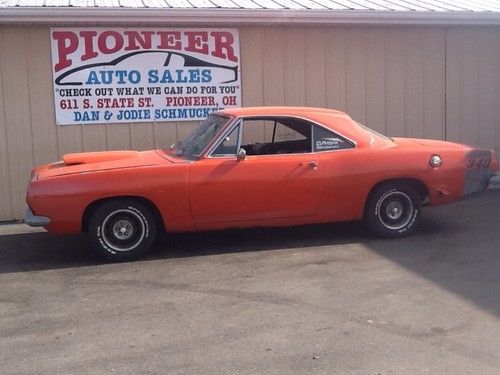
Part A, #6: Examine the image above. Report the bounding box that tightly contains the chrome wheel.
[366,183,421,238]
[112,219,134,240]
[101,209,146,252]
[376,191,414,230]
[89,200,157,261]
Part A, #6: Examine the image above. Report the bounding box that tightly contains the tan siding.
[476,31,497,149]
[56,126,84,156]
[445,29,462,143]
[27,27,59,165]
[106,123,132,150]
[304,28,327,107]
[175,122,198,143]
[324,28,345,112]
[346,28,368,125]
[365,28,387,134]
[458,30,480,144]
[404,29,425,138]
[284,28,306,106]
[130,123,155,150]
[385,29,406,137]
[82,126,108,151]
[262,27,285,106]
[325,27,348,112]
[0,24,499,221]
[240,27,265,142]
[0,27,14,219]
[154,122,177,149]
[446,27,500,152]
[1,27,35,218]
[240,27,264,107]
[423,29,445,140]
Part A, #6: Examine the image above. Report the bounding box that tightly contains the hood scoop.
[63,151,140,166]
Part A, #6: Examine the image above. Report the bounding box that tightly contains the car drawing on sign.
[26,107,499,261]
[54,50,239,86]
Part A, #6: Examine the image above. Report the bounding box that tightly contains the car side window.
[211,123,240,157]
[313,125,354,152]
[240,117,312,155]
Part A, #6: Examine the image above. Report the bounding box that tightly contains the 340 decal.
[467,158,491,168]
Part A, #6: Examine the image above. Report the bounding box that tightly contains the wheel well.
[364,178,429,212]
[82,196,165,233]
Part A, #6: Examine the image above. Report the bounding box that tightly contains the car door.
[188,118,325,226]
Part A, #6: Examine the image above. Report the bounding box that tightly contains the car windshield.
[170,114,230,159]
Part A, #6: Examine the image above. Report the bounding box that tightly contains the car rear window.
[313,125,354,152]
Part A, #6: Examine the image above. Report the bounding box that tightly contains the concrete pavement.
[1,190,500,374]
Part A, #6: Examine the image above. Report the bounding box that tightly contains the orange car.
[26,107,498,261]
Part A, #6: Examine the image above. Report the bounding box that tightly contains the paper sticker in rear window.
[313,126,354,152]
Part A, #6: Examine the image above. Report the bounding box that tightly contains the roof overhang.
[1,8,500,26]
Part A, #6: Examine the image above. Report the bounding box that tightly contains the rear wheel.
[89,200,156,261]
[365,183,421,238]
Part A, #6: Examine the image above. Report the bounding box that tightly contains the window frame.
[210,121,242,158]
[240,117,311,151]
[205,115,357,159]
[312,123,355,152]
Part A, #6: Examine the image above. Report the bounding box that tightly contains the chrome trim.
[311,120,355,151]
[429,154,443,168]
[201,116,239,158]
[203,114,358,159]
[24,208,51,227]
[227,114,358,148]
[489,173,500,186]
[205,146,356,160]
[207,119,242,158]
[182,114,235,160]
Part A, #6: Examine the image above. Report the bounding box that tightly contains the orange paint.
[26,107,498,235]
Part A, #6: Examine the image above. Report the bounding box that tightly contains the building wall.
[0,24,499,221]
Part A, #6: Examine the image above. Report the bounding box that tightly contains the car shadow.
[1,190,499,317]
[150,221,366,260]
[0,221,365,274]
[363,189,500,318]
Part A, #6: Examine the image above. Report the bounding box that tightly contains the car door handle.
[302,161,318,170]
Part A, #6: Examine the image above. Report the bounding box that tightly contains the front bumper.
[24,208,51,227]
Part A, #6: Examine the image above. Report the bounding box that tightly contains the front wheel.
[89,200,157,261]
[365,183,421,238]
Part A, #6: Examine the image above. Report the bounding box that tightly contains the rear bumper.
[459,173,499,201]
[24,208,51,227]
[489,173,500,188]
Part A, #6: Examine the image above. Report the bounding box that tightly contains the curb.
[0,223,45,236]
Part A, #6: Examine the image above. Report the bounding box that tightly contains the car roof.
[217,106,372,146]
[218,106,350,119]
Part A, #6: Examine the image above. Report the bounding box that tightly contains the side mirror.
[236,148,247,161]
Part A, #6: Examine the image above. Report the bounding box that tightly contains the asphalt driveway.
[1,190,500,374]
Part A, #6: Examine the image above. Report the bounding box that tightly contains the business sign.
[50,28,241,125]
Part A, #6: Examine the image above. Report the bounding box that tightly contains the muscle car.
[25,107,499,261]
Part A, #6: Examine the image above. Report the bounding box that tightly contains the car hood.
[33,150,171,180]
[62,150,140,165]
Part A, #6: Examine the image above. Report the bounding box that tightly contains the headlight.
[429,155,443,167]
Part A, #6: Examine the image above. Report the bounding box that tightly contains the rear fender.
[464,149,498,195]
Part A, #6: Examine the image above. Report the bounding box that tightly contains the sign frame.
[50,27,241,125]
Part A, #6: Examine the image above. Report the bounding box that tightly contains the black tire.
[88,199,156,261]
[365,183,421,238]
